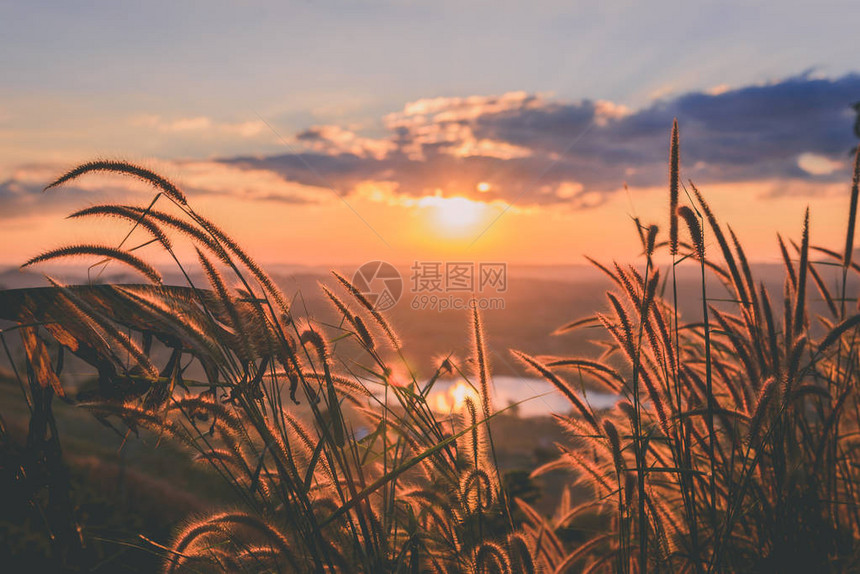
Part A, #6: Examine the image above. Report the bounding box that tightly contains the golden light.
[431,380,481,413]
[417,195,489,237]
[476,181,491,193]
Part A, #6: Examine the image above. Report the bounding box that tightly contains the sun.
[417,195,489,237]
[434,197,484,231]
[431,380,481,413]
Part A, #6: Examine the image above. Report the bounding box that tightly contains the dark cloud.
[222,72,860,206]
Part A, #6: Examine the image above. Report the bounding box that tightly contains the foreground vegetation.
[2,122,859,572]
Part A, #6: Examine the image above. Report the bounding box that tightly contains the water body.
[424,376,619,418]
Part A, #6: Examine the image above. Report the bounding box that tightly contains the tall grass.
[529,130,860,573]
[3,126,860,572]
[5,162,560,572]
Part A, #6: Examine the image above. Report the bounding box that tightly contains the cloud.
[0,159,321,220]
[174,161,323,204]
[131,115,268,138]
[0,164,140,220]
[2,72,858,220]
[797,153,845,175]
[219,72,860,207]
[295,125,396,160]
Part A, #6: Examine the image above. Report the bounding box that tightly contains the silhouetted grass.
[2,132,859,573]
[534,129,860,573]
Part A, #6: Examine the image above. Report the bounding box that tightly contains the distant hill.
[2,260,832,379]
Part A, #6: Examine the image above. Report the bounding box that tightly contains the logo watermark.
[352,261,507,311]
[352,261,403,311]
[410,294,505,312]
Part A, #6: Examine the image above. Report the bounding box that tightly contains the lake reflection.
[424,376,619,418]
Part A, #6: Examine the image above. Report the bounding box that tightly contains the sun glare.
[417,195,489,237]
[431,380,481,413]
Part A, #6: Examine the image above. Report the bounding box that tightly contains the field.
[2,130,860,573]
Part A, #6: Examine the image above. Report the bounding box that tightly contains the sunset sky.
[2,1,859,268]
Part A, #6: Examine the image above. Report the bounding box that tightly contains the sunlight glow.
[418,195,489,237]
[431,380,481,413]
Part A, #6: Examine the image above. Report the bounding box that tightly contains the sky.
[1,0,859,268]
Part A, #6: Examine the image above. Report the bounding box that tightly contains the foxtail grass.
[6,128,860,573]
